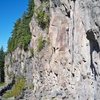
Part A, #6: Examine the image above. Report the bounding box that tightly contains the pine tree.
[8,0,35,52]
[0,47,5,83]
[27,0,35,17]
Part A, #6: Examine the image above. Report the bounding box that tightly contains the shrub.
[37,35,45,52]
[0,82,5,87]
[3,77,25,98]
[35,2,50,29]
[36,10,49,29]
[30,48,34,56]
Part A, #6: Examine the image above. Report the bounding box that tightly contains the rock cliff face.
[5,0,100,100]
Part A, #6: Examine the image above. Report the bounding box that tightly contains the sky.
[0,0,28,51]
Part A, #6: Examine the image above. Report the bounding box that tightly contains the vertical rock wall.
[5,0,100,100]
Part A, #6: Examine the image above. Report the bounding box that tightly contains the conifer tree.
[0,47,5,82]
[8,0,35,52]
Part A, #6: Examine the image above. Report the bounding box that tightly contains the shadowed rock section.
[86,29,100,80]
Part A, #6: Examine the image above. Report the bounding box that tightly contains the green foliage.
[28,0,35,17]
[0,82,5,87]
[30,48,34,56]
[0,47,5,83]
[36,2,50,29]
[37,10,49,29]
[37,35,45,52]
[3,78,25,98]
[8,0,35,52]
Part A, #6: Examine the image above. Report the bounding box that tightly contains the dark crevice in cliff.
[95,22,100,30]
[62,3,70,18]
[86,29,99,80]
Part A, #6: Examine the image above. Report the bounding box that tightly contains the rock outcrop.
[4,0,100,100]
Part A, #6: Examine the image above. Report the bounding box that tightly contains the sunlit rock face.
[5,0,100,100]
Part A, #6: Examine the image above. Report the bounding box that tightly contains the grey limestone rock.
[4,0,100,100]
